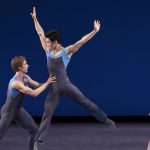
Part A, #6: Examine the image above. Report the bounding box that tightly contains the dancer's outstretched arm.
[66,20,100,56]
[26,75,44,88]
[11,75,56,97]
[31,7,49,52]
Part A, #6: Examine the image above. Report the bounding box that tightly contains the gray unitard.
[35,49,107,142]
[0,75,38,150]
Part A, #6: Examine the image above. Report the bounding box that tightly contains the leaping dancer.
[31,6,116,150]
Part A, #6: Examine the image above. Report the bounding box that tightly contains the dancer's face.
[46,38,57,50]
[19,60,29,73]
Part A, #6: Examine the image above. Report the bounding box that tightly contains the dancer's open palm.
[94,20,100,32]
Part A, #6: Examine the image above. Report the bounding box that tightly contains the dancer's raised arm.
[66,20,100,55]
[31,7,49,53]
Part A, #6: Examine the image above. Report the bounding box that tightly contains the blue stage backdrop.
[0,0,150,116]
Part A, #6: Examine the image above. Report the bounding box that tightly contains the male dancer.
[31,7,116,150]
[0,56,56,150]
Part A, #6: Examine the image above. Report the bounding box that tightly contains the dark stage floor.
[0,123,150,150]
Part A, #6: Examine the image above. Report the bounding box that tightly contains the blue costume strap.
[24,74,29,86]
[8,78,19,98]
[61,49,70,68]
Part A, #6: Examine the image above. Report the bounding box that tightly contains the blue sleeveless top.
[8,74,29,98]
[46,49,71,69]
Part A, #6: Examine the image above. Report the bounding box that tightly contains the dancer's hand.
[94,20,101,32]
[47,74,56,84]
[30,6,37,19]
